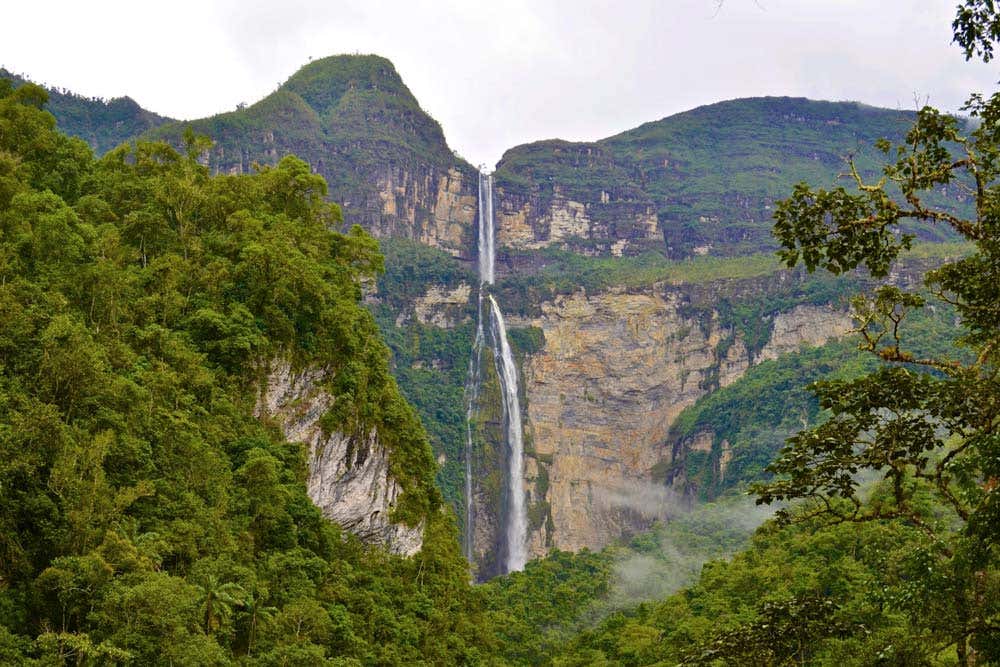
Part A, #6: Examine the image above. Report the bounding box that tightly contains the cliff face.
[257,361,423,555]
[515,288,734,554]
[491,141,659,257]
[495,181,661,257]
[369,165,478,255]
[502,286,852,557]
[756,304,854,363]
[494,98,963,259]
[393,282,474,329]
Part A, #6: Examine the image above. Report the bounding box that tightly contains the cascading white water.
[478,172,495,285]
[463,170,528,573]
[488,294,528,572]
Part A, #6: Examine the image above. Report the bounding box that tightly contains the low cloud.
[592,480,688,520]
[598,486,779,607]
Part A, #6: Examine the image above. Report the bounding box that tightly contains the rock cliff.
[352,163,478,256]
[490,281,854,557]
[394,282,474,329]
[494,98,963,259]
[756,304,854,363]
[257,361,423,555]
[495,181,660,257]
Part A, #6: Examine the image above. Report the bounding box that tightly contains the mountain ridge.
[0,67,174,153]
[6,57,960,264]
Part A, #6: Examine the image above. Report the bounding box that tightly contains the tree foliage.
[0,78,497,665]
[745,6,1000,665]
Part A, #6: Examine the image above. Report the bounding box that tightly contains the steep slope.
[146,55,479,255]
[493,97,966,260]
[0,85,499,663]
[0,68,173,153]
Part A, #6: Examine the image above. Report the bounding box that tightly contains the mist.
[590,479,779,607]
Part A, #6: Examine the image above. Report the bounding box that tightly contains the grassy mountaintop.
[149,55,457,167]
[144,55,475,248]
[0,68,173,153]
[496,97,965,257]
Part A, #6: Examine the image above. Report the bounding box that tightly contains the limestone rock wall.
[756,304,855,362]
[495,184,660,257]
[512,288,738,554]
[196,138,477,257]
[509,288,852,557]
[256,362,423,555]
[394,283,473,329]
[368,164,477,256]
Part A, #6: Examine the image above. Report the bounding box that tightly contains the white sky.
[4,0,999,167]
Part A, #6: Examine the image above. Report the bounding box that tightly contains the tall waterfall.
[487,294,528,571]
[478,172,495,284]
[463,171,528,573]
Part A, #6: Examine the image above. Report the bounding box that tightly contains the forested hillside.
[0,79,496,665]
[0,69,172,154]
[4,1,1000,662]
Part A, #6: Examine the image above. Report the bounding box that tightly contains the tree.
[681,596,858,667]
[752,2,1000,664]
[195,575,246,635]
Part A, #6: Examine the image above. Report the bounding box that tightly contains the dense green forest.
[0,69,171,154]
[0,78,500,665]
[4,1,1000,664]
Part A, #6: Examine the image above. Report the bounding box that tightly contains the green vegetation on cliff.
[370,239,477,527]
[145,55,475,240]
[495,97,966,258]
[0,69,172,154]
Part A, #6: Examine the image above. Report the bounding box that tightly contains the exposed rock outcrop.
[395,282,473,329]
[146,55,480,256]
[257,362,423,555]
[502,287,852,557]
[514,288,738,554]
[495,183,660,257]
[756,304,854,363]
[370,165,477,255]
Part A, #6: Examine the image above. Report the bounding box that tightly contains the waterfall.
[478,172,495,285]
[463,170,528,573]
[488,294,528,572]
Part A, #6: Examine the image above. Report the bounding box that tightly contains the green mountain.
[146,55,479,255]
[0,79,492,664]
[494,97,965,259]
[0,68,172,154]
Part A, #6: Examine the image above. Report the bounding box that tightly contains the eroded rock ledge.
[256,361,423,555]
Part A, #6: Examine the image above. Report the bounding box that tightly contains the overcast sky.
[5,0,999,167]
